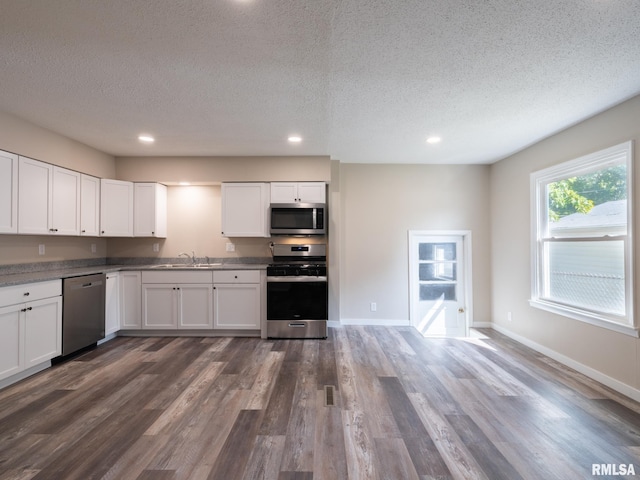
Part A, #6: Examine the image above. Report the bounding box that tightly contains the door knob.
[458,307,465,313]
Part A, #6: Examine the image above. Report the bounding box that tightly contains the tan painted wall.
[115,155,331,183]
[338,163,492,325]
[0,111,115,178]
[0,111,114,264]
[490,94,640,389]
[108,155,332,260]
[106,185,276,260]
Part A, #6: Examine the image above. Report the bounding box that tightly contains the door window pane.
[419,263,457,281]
[420,284,456,301]
[419,243,456,261]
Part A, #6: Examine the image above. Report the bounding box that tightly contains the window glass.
[530,141,633,332]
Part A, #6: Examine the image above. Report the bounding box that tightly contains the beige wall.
[108,155,332,260]
[338,163,492,325]
[0,111,115,178]
[107,185,276,260]
[0,111,114,264]
[115,155,331,183]
[490,94,640,391]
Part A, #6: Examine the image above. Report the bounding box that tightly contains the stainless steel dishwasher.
[62,273,106,356]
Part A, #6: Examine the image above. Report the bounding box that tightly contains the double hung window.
[530,141,634,335]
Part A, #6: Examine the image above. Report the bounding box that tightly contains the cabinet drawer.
[213,270,260,284]
[141,270,213,284]
[0,280,62,307]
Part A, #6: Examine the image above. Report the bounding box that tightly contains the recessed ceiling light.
[288,135,302,143]
[426,136,441,144]
[178,181,191,186]
[138,134,155,143]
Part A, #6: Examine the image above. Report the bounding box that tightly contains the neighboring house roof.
[550,199,627,232]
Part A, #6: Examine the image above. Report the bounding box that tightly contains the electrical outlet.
[91,243,96,253]
[38,244,45,255]
[153,243,159,252]
[507,311,512,322]
[370,302,377,312]
[226,242,235,252]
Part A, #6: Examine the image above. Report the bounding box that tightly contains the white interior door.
[409,232,469,337]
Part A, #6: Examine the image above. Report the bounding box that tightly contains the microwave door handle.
[313,208,316,229]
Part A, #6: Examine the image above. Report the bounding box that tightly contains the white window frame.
[530,141,636,337]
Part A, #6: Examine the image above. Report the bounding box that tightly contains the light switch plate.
[38,244,45,255]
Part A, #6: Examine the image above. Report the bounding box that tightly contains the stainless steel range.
[266,244,328,339]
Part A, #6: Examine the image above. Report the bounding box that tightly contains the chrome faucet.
[178,251,197,264]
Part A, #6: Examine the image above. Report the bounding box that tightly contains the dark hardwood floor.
[1,326,640,479]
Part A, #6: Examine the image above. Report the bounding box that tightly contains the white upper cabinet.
[100,179,134,237]
[134,183,167,238]
[270,182,326,203]
[18,157,80,235]
[18,157,51,235]
[0,150,18,234]
[80,174,100,236]
[51,166,81,235]
[221,183,270,237]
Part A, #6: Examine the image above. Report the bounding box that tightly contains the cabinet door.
[120,271,141,329]
[142,284,177,329]
[0,150,18,234]
[177,284,213,329]
[24,296,62,368]
[270,182,326,203]
[80,174,100,236]
[100,179,134,237]
[18,156,52,234]
[297,182,326,203]
[51,167,81,235]
[213,283,260,329]
[270,182,298,203]
[105,273,120,336]
[134,183,167,238]
[0,304,22,381]
[221,183,270,237]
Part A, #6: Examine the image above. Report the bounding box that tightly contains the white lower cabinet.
[139,269,262,331]
[0,280,62,382]
[105,272,120,336]
[120,271,141,329]
[0,305,22,380]
[213,270,261,330]
[23,297,62,368]
[142,284,177,329]
[141,271,214,330]
[213,283,260,330]
[178,284,213,329]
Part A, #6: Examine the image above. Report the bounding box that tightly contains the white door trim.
[408,230,473,336]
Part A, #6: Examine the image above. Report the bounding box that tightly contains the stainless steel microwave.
[270,203,326,235]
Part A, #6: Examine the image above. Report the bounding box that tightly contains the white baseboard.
[491,323,640,403]
[0,361,51,390]
[97,332,118,345]
[338,318,412,327]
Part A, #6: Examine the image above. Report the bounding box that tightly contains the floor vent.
[324,385,336,407]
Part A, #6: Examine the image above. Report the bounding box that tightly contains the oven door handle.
[267,276,327,282]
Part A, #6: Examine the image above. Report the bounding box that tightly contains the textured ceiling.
[1,0,639,164]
